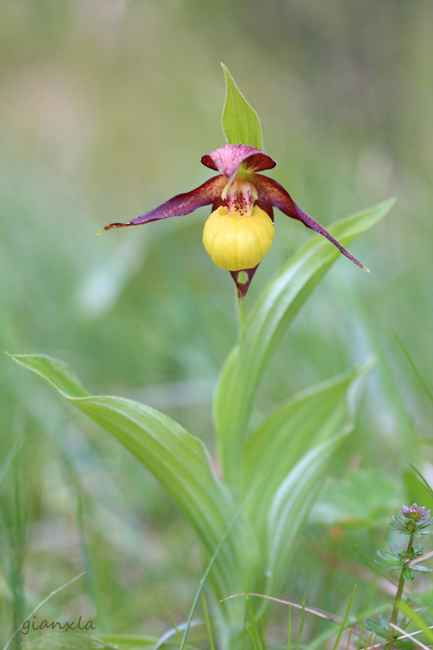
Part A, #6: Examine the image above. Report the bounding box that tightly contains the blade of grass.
[332,586,356,650]
[241,577,261,650]
[168,615,183,644]
[345,624,353,650]
[397,601,433,643]
[356,620,365,650]
[294,593,306,650]
[3,572,86,650]
[287,605,292,650]
[178,492,257,650]
[77,498,109,633]
[410,465,433,500]
[242,574,250,650]
[392,331,433,405]
[295,605,377,650]
[247,627,258,650]
[0,444,20,487]
[201,593,215,650]
[154,621,203,650]
[364,631,374,649]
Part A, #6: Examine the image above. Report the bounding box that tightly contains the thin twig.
[388,623,430,650]
[220,593,354,634]
[368,625,433,648]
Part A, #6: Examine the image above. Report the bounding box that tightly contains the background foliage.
[1,0,433,646]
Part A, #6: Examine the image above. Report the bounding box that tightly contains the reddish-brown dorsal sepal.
[201,144,276,182]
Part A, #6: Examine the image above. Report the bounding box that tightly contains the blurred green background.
[1,0,433,644]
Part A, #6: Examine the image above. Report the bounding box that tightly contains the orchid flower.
[101,143,368,299]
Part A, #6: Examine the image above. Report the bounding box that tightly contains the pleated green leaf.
[7,353,257,605]
[215,199,395,486]
[241,362,370,549]
[266,434,347,596]
[221,64,263,149]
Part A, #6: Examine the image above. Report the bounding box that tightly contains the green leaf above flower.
[221,63,263,149]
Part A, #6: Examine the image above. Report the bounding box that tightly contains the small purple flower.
[401,504,431,521]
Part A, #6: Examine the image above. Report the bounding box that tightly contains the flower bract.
[101,144,368,298]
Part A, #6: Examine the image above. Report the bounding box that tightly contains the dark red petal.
[230,266,259,301]
[101,175,226,232]
[211,196,225,212]
[201,144,276,182]
[252,174,368,271]
[255,199,274,223]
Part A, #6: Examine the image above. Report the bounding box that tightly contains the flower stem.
[386,534,414,649]
[237,297,246,338]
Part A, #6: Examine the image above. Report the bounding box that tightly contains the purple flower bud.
[401,504,431,521]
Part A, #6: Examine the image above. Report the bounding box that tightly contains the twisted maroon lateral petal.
[252,174,369,271]
[101,175,227,231]
[255,199,274,223]
[230,266,259,301]
[201,144,276,182]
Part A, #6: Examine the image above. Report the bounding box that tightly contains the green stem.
[237,296,246,338]
[386,534,413,649]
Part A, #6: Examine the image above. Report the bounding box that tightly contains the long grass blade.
[356,620,365,650]
[392,331,433,404]
[294,593,306,650]
[242,573,250,650]
[345,624,353,650]
[201,593,215,650]
[0,444,20,487]
[261,619,266,650]
[409,465,433,500]
[397,601,433,643]
[363,631,374,650]
[77,498,109,633]
[241,577,261,650]
[153,620,203,650]
[168,614,183,644]
[178,493,256,650]
[287,605,292,650]
[332,586,356,650]
[3,572,86,650]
